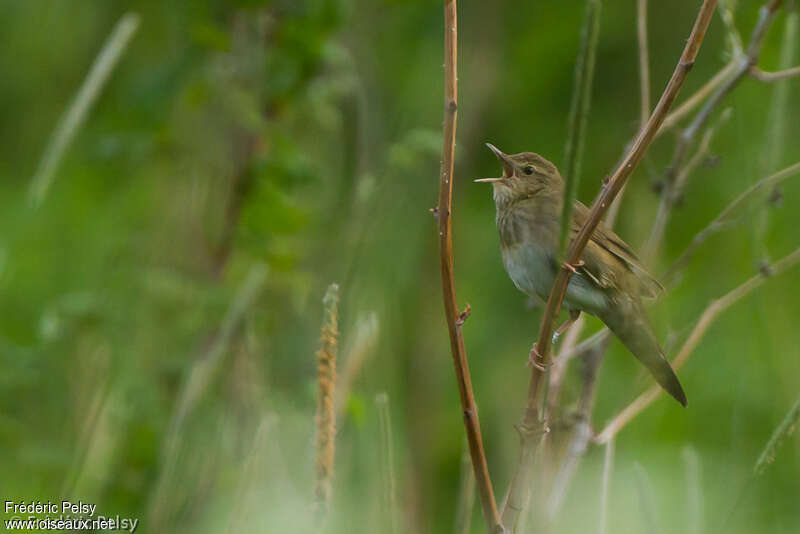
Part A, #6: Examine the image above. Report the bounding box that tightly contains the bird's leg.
[562,259,585,274]
[528,343,548,371]
[552,309,581,345]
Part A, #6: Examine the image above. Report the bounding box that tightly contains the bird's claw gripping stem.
[528,343,549,371]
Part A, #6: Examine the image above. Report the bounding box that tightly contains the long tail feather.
[601,296,687,407]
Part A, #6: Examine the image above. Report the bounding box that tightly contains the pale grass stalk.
[749,64,800,81]
[596,247,800,443]
[29,13,140,205]
[754,9,798,264]
[754,396,800,475]
[375,393,399,534]
[454,445,477,534]
[336,312,379,417]
[149,264,268,529]
[633,463,660,534]
[683,446,703,534]
[599,439,614,534]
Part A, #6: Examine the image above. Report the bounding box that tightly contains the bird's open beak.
[474,143,513,183]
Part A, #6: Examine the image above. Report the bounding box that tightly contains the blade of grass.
[29,13,140,206]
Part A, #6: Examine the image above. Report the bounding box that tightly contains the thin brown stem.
[596,247,800,443]
[501,2,718,530]
[436,1,502,532]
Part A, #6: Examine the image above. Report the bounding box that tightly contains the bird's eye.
[523,165,535,175]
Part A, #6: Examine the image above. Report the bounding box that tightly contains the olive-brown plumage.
[477,144,687,406]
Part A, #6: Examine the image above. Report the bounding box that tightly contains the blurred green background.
[1,1,799,533]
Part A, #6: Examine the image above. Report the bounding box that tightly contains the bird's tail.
[600,296,687,407]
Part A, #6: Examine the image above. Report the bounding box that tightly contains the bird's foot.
[562,260,585,274]
[552,310,581,345]
[527,343,549,371]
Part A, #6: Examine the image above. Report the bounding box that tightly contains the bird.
[476,143,687,406]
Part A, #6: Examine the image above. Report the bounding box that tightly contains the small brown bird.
[477,143,687,406]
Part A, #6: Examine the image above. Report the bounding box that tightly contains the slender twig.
[29,13,140,206]
[376,393,398,534]
[599,438,615,534]
[662,1,782,192]
[596,247,800,443]
[660,62,736,133]
[435,1,502,532]
[454,445,477,534]
[546,338,608,517]
[719,0,745,56]
[314,284,340,523]
[637,0,651,128]
[501,4,718,529]
[749,64,800,80]
[648,0,783,264]
[664,161,800,281]
[645,108,732,260]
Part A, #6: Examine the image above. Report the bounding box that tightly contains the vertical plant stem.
[314,283,340,523]
[637,0,651,128]
[376,393,398,534]
[559,0,603,256]
[683,446,703,534]
[29,13,140,205]
[753,8,798,264]
[599,438,615,534]
[435,1,503,532]
[502,3,718,530]
[633,463,661,534]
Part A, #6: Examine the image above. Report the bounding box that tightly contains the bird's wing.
[571,201,663,298]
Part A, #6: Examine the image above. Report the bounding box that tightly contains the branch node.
[456,303,471,326]
[759,260,774,277]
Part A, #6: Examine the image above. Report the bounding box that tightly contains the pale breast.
[501,243,609,314]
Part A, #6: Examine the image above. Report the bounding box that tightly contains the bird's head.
[476,143,563,205]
